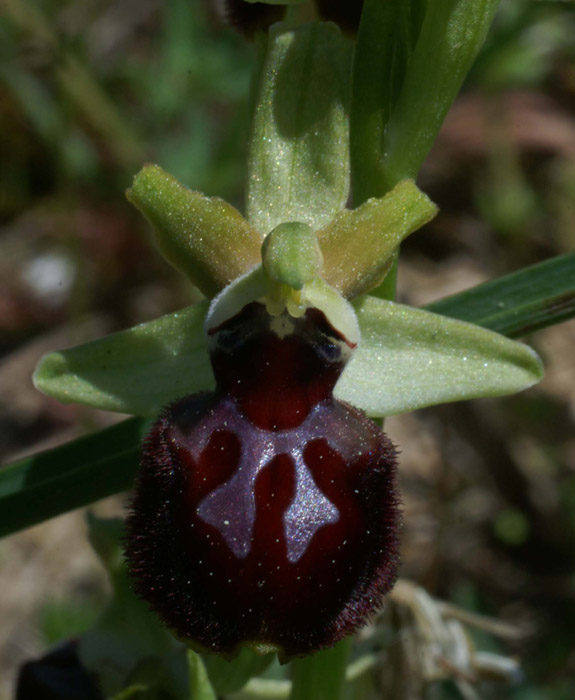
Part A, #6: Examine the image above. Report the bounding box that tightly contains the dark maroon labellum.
[125,302,400,661]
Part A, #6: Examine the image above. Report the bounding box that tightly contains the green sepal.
[247,21,352,234]
[317,179,437,298]
[334,296,544,417]
[33,300,213,416]
[127,164,262,297]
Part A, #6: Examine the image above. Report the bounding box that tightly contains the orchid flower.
[32,20,542,662]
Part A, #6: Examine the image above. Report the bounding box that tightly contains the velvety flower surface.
[126,301,400,660]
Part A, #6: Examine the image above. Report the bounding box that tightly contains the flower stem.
[289,639,352,700]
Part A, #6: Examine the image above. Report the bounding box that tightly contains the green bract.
[77,515,230,700]
[351,0,501,199]
[78,516,188,699]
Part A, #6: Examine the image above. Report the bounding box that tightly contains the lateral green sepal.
[33,301,213,416]
[127,164,261,298]
[335,296,544,417]
[318,179,437,298]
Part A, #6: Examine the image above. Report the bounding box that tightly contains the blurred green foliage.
[40,597,103,648]
[1,0,253,216]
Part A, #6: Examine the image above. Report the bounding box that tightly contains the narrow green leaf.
[335,296,543,417]
[351,0,500,199]
[0,418,149,538]
[381,0,500,188]
[127,165,262,297]
[247,22,352,234]
[317,179,437,298]
[425,253,575,338]
[188,651,217,700]
[34,300,213,416]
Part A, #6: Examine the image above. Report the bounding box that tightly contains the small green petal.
[317,179,437,298]
[33,301,213,416]
[247,22,352,234]
[127,165,261,298]
[335,296,544,417]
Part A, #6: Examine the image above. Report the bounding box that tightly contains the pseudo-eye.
[125,271,401,661]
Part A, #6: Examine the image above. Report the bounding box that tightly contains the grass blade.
[0,418,151,538]
[425,253,575,338]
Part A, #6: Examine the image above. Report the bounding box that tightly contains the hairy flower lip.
[125,393,401,662]
[125,302,401,661]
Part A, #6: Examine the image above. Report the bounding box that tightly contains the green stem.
[289,639,352,700]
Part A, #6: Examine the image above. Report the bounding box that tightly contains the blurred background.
[0,0,574,698]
